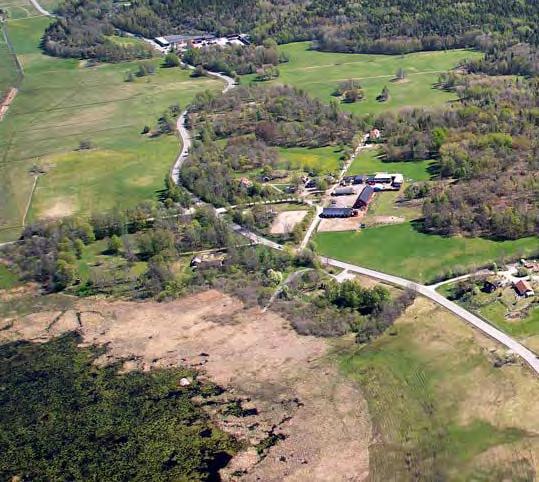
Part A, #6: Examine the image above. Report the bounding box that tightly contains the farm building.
[392,173,404,188]
[191,253,226,270]
[372,173,393,184]
[321,207,358,218]
[155,33,249,51]
[353,185,375,209]
[332,186,356,196]
[514,279,535,297]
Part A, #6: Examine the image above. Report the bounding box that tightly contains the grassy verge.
[315,222,538,283]
[338,297,539,479]
[0,17,221,240]
[243,42,483,116]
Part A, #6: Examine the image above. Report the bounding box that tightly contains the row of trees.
[41,0,538,61]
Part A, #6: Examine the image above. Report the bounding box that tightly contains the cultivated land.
[340,296,539,479]
[0,17,221,242]
[315,223,539,284]
[244,42,483,116]
[348,147,435,181]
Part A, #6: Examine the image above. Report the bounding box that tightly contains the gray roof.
[357,185,374,204]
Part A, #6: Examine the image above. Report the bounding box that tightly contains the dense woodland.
[0,334,237,480]
[42,0,538,62]
[180,85,362,205]
[377,74,538,239]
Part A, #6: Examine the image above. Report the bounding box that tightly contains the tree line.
[40,0,539,62]
[375,73,538,240]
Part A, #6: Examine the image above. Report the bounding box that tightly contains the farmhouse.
[353,185,374,209]
[321,207,358,218]
[513,279,535,297]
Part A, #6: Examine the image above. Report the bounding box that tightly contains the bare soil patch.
[370,215,405,225]
[0,290,372,481]
[270,210,308,234]
[41,198,77,218]
[0,87,17,122]
[318,214,364,232]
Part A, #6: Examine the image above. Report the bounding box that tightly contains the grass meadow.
[349,147,436,181]
[277,145,343,173]
[315,222,538,283]
[339,297,539,479]
[0,17,221,241]
[244,42,483,116]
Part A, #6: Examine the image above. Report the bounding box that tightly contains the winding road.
[171,67,235,184]
[29,0,53,16]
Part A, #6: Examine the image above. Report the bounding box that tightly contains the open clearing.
[348,147,436,181]
[278,145,343,174]
[0,289,372,481]
[244,42,483,116]
[0,17,221,241]
[0,0,41,20]
[340,296,539,479]
[270,210,308,234]
[315,222,539,283]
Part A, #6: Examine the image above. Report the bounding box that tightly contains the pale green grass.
[349,147,435,181]
[0,0,42,18]
[278,145,343,173]
[243,42,482,116]
[315,222,538,283]
[338,297,539,479]
[0,17,221,241]
[0,264,19,289]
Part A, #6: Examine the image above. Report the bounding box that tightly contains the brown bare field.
[318,215,364,232]
[0,289,372,481]
[270,210,308,234]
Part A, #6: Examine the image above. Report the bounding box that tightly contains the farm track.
[172,70,539,376]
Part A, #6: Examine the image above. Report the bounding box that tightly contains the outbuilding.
[332,186,356,196]
[514,279,535,297]
[353,185,375,209]
[320,207,358,218]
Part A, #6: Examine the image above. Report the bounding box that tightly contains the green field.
[278,145,343,173]
[0,0,42,19]
[339,297,539,479]
[349,147,435,181]
[315,222,539,283]
[0,23,22,98]
[0,17,221,242]
[244,42,483,116]
[0,264,19,289]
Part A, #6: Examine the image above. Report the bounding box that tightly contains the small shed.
[191,253,226,270]
[514,279,534,297]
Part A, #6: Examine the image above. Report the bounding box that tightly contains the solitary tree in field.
[377,85,390,102]
[164,52,180,68]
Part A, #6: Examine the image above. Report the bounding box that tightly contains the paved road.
[171,66,235,184]
[321,256,539,374]
[29,0,53,16]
